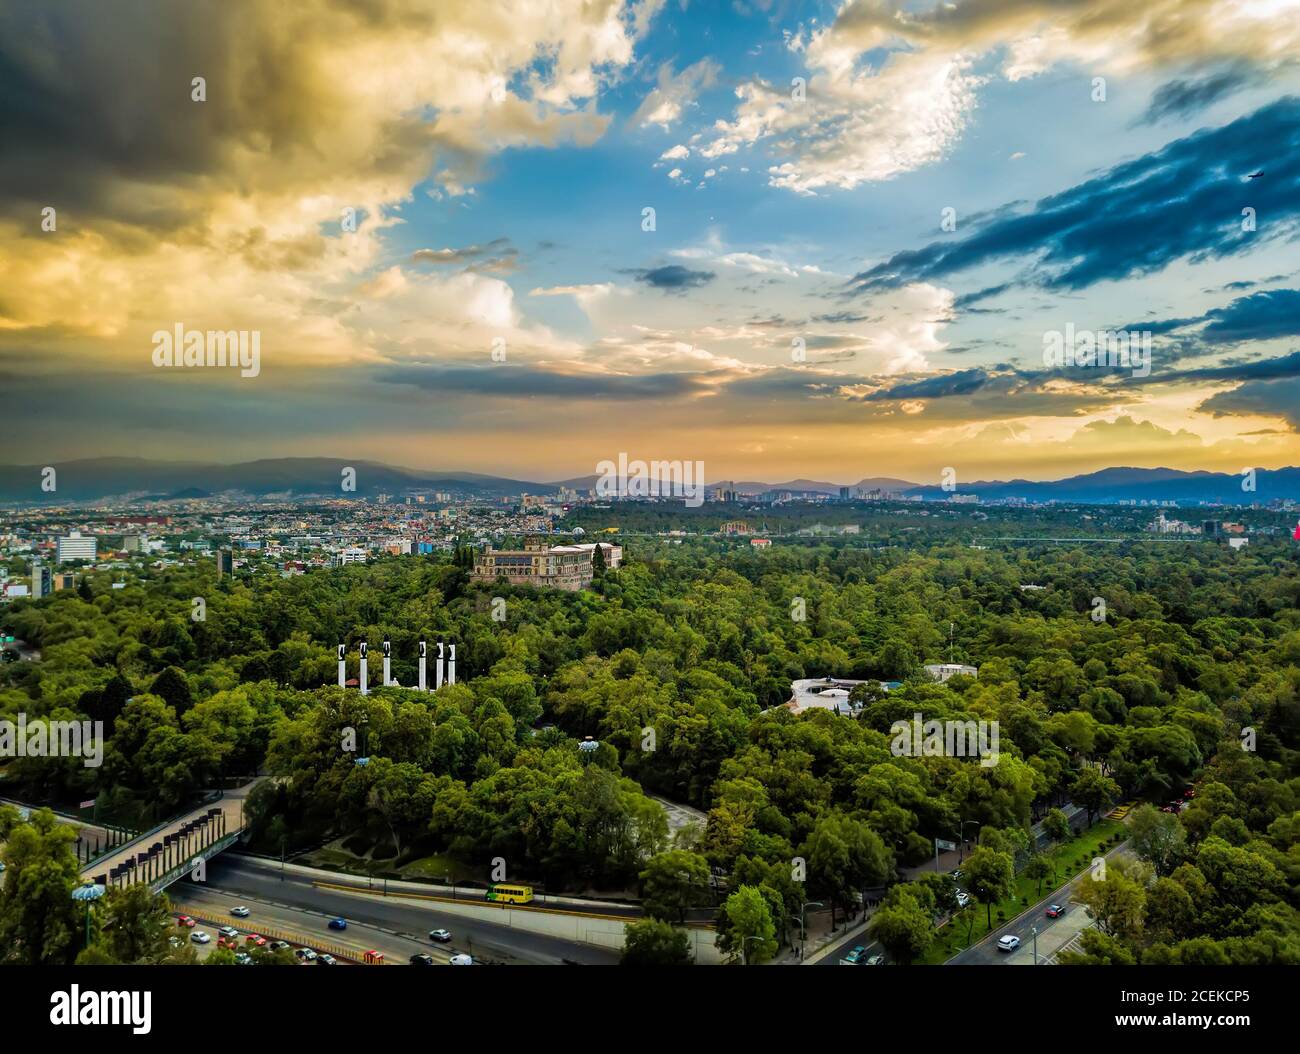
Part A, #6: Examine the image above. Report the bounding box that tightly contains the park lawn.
[919,818,1125,965]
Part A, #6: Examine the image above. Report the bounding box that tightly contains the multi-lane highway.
[186,856,620,964]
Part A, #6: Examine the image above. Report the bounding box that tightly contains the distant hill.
[1,459,1296,506]
[898,466,1300,504]
[0,458,548,503]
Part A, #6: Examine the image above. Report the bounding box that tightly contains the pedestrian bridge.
[81,782,258,893]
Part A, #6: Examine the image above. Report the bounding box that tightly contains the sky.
[2,0,1300,487]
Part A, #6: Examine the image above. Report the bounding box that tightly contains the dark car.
[410,953,436,966]
[328,917,347,931]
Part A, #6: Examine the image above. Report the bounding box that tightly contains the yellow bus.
[484,883,533,905]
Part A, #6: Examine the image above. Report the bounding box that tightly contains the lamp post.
[955,820,980,863]
[741,934,764,966]
[71,882,105,949]
[792,900,823,961]
[1031,925,1038,965]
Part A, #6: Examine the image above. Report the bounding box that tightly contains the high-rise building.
[216,549,235,577]
[31,562,52,598]
[56,532,97,564]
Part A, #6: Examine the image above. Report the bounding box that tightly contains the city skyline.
[4,1,1300,483]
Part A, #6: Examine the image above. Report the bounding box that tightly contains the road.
[175,883,457,965]
[814,803,1090,966]
[946,841,1132,965]
[188,856,619,964]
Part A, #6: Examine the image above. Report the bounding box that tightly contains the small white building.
[923,663,978,683]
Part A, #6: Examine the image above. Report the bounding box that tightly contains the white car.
[230,906,251,918]
[997,935,1021,952]
[295,948,317,962]
[449,953,473,966]
[955,892,971,908]
[218,926,239,939]
[190,930,211,944]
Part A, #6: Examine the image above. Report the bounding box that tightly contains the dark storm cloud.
[631,265,716,292]
[847,98,1300,297]
[1134,288,1300,344]
[1137,67,1255,125]
[374,362,717,400]
[862,368,991,400]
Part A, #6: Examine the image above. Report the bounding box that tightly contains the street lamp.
[1031,925,1038,965]
[792,900,823,961]
[741,934,764,966]
[955,820,980,862]
[71,881,105,948]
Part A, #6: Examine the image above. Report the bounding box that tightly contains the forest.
[1,528,1297,964]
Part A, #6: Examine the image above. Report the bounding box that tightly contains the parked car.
[190,930,211,945]
[1183,787,1196,799]
[167,935,183,948]
[410,953,436,966]
[839,945,866,965]
[1045,904,1065,918]
[230,906,251,918]
[449,953,473,966]
[864,954,885,966]
[234,952,254,965]
[316,954,338,966]
[328,917,347,931]
[429,928,452,943]
[295,948,317,962]
[950,869,963,880]
[176,915,196,928]
[997,935,1020,952]
[218,926,239,939]
[245,934,267,947]
[269,940,291,952]
[955,892,971,908]
[216,937,236,950]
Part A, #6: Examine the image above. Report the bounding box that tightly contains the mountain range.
[0,458,1297,507]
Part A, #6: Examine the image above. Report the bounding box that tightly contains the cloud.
[849,98,1300,296]
[703,0,1300,195]
[701,49,982,193]
[1138,67,1257,124]
[0,0,662,348]
[632,264,716,292]
[1137,288,1300,345]
[632,58,720,129]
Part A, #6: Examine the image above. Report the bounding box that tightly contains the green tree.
[716,885,777,965]
[640,850,711,924]
[0,809,81,964]
[867,889,933,964]
[620,918,692,965]
[1071,768,1120,826]
[963,847,1015,931]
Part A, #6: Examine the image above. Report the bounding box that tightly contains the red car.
[1183,787,1196,799]
[176,915,197,928]
[1045,904,1066,918]
[245,934,267,947]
